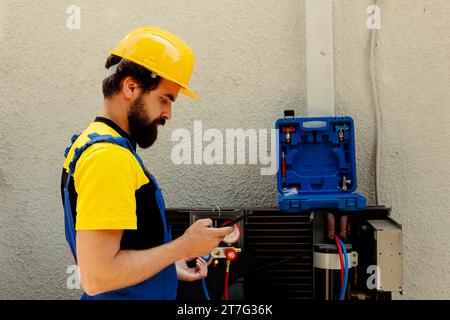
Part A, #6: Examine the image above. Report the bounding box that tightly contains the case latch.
[284,110,295,119]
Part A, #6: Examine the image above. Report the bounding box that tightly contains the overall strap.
[149,175,171,242]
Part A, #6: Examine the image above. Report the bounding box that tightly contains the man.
[61,26,232,300]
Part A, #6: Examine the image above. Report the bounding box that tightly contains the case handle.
[300,120,329,130]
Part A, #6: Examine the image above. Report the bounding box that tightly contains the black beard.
[128,95,164,149]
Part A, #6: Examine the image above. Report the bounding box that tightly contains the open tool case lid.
[275,111,367,212]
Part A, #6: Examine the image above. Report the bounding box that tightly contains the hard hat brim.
[180,87,200,100]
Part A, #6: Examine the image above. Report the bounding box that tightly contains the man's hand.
[176,257,211,282]
[181,219,233,257]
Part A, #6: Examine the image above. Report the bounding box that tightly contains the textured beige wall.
[0,0,448,299]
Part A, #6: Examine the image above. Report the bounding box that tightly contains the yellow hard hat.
[109,26,200,100]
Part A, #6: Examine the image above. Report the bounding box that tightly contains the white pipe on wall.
[0,0,8,40]
[305,0,335,117]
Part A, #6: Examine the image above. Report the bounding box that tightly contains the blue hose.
[201,278,211,300]
[201,253,212,300]
[339,239,349,300]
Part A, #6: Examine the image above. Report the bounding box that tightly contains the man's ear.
[122,76,140,99]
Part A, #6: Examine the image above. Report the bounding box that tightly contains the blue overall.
[63,133,178,300]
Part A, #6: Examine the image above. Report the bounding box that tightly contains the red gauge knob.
[225,248,238,261]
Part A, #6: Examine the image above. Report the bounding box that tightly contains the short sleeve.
[73,143,145,230]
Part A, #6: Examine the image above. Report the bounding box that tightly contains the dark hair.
[102,55,161,99]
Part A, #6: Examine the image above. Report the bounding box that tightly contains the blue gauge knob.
[202,253,212,262]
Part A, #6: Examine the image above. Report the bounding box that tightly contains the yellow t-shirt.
[63,120,149,230]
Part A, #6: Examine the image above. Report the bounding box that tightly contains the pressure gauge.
[222,221,241,245]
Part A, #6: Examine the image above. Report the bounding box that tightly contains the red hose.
[335,235,344,291]
[224,270,229,300]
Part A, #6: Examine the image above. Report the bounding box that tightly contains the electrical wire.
[201,278,211,300]
[370,0,381,205]
[335,235,345,290]
[339,239,349,301]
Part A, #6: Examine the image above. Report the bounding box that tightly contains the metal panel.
[368,219,403,292]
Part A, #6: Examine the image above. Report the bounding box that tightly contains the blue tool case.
[275,113,367,212]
